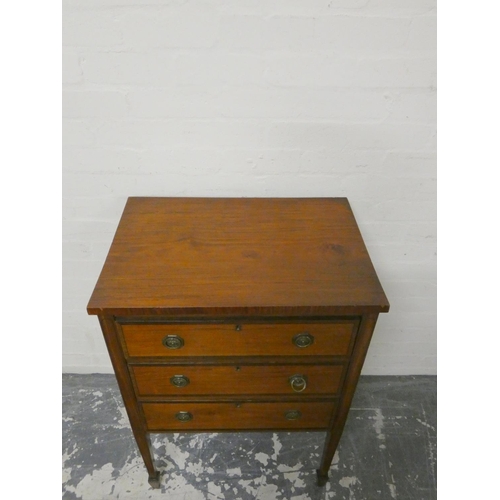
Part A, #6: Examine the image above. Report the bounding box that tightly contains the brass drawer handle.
[162,335,184,349]
[170,375,190,388]
[285,410,302,420]
[289,374,307,392]
[293,332,314,348]
[175,411,193,422]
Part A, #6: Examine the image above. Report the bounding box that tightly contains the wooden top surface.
[87,197,389,316]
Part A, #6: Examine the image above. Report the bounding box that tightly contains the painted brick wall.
[62,0,436,374]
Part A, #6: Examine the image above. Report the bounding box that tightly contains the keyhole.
[235,366,241,372]
[235,324,242,331]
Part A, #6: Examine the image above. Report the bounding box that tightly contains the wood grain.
[121,321,356,358]
[87,197,390,488]
[142,401,335,431]
[87,198,389,316]
[132,364,344,396]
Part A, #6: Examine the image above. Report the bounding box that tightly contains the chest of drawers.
[87,197,389,488]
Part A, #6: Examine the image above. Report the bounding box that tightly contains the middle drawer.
[131,364,344,397]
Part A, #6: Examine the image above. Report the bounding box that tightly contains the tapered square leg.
[317,314,380,486]
[98,315,160,489]
[316,469,329,487]
[148,471,161,489]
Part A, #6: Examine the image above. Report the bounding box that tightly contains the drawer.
[132,364,344,397]
[121,321,357,358]
[142,401,335,431]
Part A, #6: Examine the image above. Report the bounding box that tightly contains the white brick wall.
[62,0,436,375]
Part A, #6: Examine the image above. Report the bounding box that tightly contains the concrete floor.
[62,374,436,500]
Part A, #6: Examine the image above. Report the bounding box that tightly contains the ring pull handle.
[175,411,193,422]
[293,332,314,348]
[162,335,184,349]
[285,410,302,420]
[289,374,308,393]
[170,375,190,388]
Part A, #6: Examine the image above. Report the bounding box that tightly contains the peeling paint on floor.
[63,375,436,500]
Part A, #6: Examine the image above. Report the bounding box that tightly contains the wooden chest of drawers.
[87,197,389,488]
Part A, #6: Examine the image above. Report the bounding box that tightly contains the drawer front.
[121,321,357,358]
[142,401,335,431]
[132,364,344,397]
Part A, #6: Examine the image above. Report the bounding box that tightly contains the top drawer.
[120,321,358,358]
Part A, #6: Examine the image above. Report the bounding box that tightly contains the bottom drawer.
[142,401,335,431]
